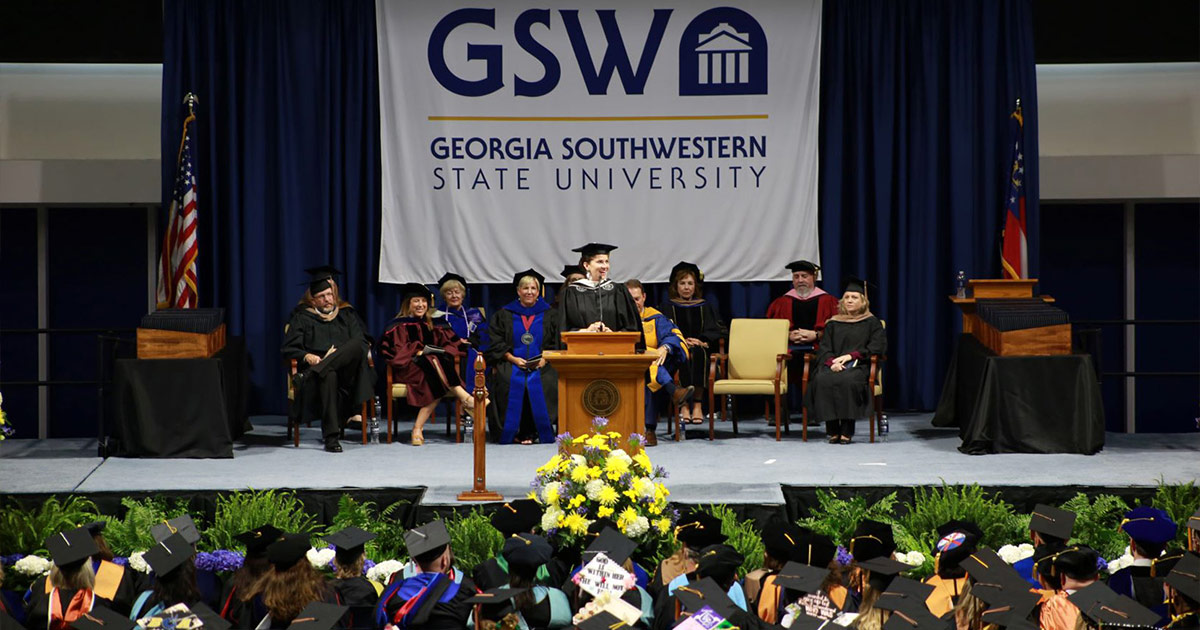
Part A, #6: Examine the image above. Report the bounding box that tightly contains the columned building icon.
[696,23,753,85]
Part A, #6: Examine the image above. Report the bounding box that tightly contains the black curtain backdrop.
[819,0,1040,409]
[162,0,1039,415]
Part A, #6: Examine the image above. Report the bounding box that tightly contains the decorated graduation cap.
[151,515,201,546]
[675,511,727,548]
[1052,546,1100,580]
[405,520,452,564]
[304,265,341,294]
[437,272,467,291]
[501,534,553,571]
[286,602,348,630]
[399,282,434,304]
[795,529,837,568]
[786,260,820,274]
[490,499,541,537]
[773,560,829,595]
[572,243,617,257]
[674,576,739,617]
[584,526,636,567]
[762,521,803,562]
[1120,506,1177,544]
[144,532,196,576]
[849,519,896,563]
[1068,582,1161,629]
[267,532,312,570]
[934,521,981,570]
[670,261,704,283]
[1029,504,1076,542]
[325,526,375,561]
[46,526,101,567]
[70,606,137,630]
[697,544,743,585]
[511,269,546,291]
[575,611,631,630]
[235,524,283,556]
[1165,552,1200,602]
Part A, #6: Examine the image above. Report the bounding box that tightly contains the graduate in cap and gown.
[25,523,141,621]
[805,277,886,444]
[626,279,690,446]
[1039,546,1102,630]
[130,533,201,620]
[921,520,982,618]
[380,283,479,446]
[555,244,644,350]
[652,544,747,630]
[218,525,281,629]
[649,512,725,601]
[483,270,559,445]
[281,266,376,453]
[1107,507,1177,619]
[472,500,560,592]
[431,273,489,393]
[255,533,338,629]
[375,521,477,630]
[657,262,725,425]
[323,527,380,629]
[25,527,101,630]
[473,535,571,629]
[1164,553,1200,629]
[1014,504,1075,588]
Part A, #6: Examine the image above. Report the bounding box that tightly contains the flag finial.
[183,92,198,115]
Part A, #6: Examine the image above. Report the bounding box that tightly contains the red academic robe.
[765,289,839,334]
[380,317,468,407]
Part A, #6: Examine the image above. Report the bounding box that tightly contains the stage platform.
[3,413,1198,520]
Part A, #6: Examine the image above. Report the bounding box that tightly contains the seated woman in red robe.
[380,283,477,445]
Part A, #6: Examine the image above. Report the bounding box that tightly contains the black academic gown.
[555,279,644,350]
[483,299,560,444]
[1107,564,1168,621]
[379,574,477,630]
[657,300,725,398]
[807,316,886,421]
[281,303,376,438]
[217,580,267,630]
[329,577,378,629]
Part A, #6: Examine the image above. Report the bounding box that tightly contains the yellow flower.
[623,488,639,501]
[655,518,672,533]
[539,454,562,473]
[648,503,662,515]
[543,485,559,505]
[568,495,586,509]
[633,452,653,473]
[598,485,620,506]
[605,455,630,477]
[618,506,639,527]
[587,466,603,480]
[608,431,621,439]
[561,512,589,535]
[570,465,590,483]
[598,506,615,519]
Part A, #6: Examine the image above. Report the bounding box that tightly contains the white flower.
[307,547,335,569]
[0,392,5,405]
[541,481,562,504]
[634,478,656,500]
[541,505,563,531]
[367,559,404,583]
[585,479,607,501]
[609,449,633,465]
[901,551,926,567]
[570,454,586,468]
[1018,543,1034,554]
[1106,551,1135,574]
[127,551,151,574]
[624,516,650,538]
[13,555,52,576]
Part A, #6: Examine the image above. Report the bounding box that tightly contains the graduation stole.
[502,300,553,444]
[48,588,94,630]
[378,573,459,629]
[93,561,124,601]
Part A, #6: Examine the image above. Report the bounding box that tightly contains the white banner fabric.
[376,0,821,284]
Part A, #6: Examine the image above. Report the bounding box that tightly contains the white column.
[739,52,749,83]
[699,54,709,84]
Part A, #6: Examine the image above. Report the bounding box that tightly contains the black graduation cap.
[670,261,704,284]
[575,611,631,630]
[961,549,1031,592]
[70,605,136,630]
[511,269,546,291]
[858,556,911,576]
[559,264,585,280]
[267,532,311,570]
[572,243,618,257]
[849,519,896,562]
[786,260,820,274]
[404,520,451,563]
[501,534,552,571]
[773,561,829,595]
[1165,552,1200,602]
[46,527,100,567]
[490,499,541,537]
[234,525,284,556]
[1150,550,1186,578]
[144,532,196,576]
[1069,582,1161,628]
[286,602,348,630]
[696,544,743,584]
[190,603,232,630]
[882,609,950,630]
[933,526,980,570]
[150,515,201,546]
[325,526,375,562]
[399,282,434,304]
[304,266,341,294]
[841,276,872,298]
[1031,543,1067,580]
[874,577,936,614]
[795,529,838,568]
[974,586,1041,623]
[674,577,738,617]
[465,586,529,605]
[84,521,107,536]
[1029,504,1076,541]
[584,527,636,566]
[674,512,726,548]
[1052,546,1100,580]
[436,272,467,291]
[762,521,803,562]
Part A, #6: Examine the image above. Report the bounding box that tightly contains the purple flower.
[593,417,609,429]
[836,546,853,567]
[110,557,129,566]
[654,466,669,479]
[575,506,589,515]
[629,432,644,445]
[363,559,376,575]
[556,432,573,446]
[1096,556,1109,572]
[0,554,24,566]
[195,550,245,573]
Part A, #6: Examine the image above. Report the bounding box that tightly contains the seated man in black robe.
[281,266,376,452]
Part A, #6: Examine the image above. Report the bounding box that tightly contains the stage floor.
[3,413,1199,505]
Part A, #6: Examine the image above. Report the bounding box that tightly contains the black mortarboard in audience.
[584,527,636,567]
[962,548,1031,592]
[674,576,739,618]
[150,515,201,546]
[325,526,375,565]
[465,587,528,605]
[405,521,451,564]
[575,611,630,630]
[191,603,232,630]
[286,602,348,630]
[490,499,542,537]
[46,527,100,568]
[795,529,837,568]
[144,532,196,576]
[697,544,743,586]
[267,533,311,571]
[762,521,803,563]
[1165,552,1200,602]
[1069,582,1161,628]
[675,512,727,548]
[1052,546,1100,581]
[772,561,829,595]
[235,525,283,556]
[70,606,135,630]
[850,519,896,563]
[502,534,553,573]
[1029,504,1075,542]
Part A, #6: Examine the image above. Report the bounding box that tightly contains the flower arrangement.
[0,391,13,440]
[531,417,675,552]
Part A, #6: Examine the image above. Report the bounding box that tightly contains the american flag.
[156,112,199,309]
[1000,101,1027,280]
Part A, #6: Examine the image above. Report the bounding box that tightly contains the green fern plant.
[699,505,764,579]
[897,484,1025,551]
[795,489,899,547]
[101,496,193,556]
[372,500,413,562]
[445,509,503,572]
[0,496,100,555]
[324,495,414,560]
[1154,478,1200,546]
[1061,493,1131,561]
[205,489,318,552]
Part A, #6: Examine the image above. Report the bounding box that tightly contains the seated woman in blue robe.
[483,270,560,445]
[433,272,489,391]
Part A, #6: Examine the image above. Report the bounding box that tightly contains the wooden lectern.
[949,279,1070,356]
[544,332,656,448]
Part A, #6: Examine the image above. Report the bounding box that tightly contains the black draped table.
[932,334,1104,455]
[112,338,248,458]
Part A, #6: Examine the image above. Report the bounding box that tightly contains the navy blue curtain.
[819,0,1040,410]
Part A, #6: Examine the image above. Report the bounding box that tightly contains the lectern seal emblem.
[581,380,620,418]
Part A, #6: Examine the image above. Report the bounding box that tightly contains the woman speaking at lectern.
[555,242,644,351]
